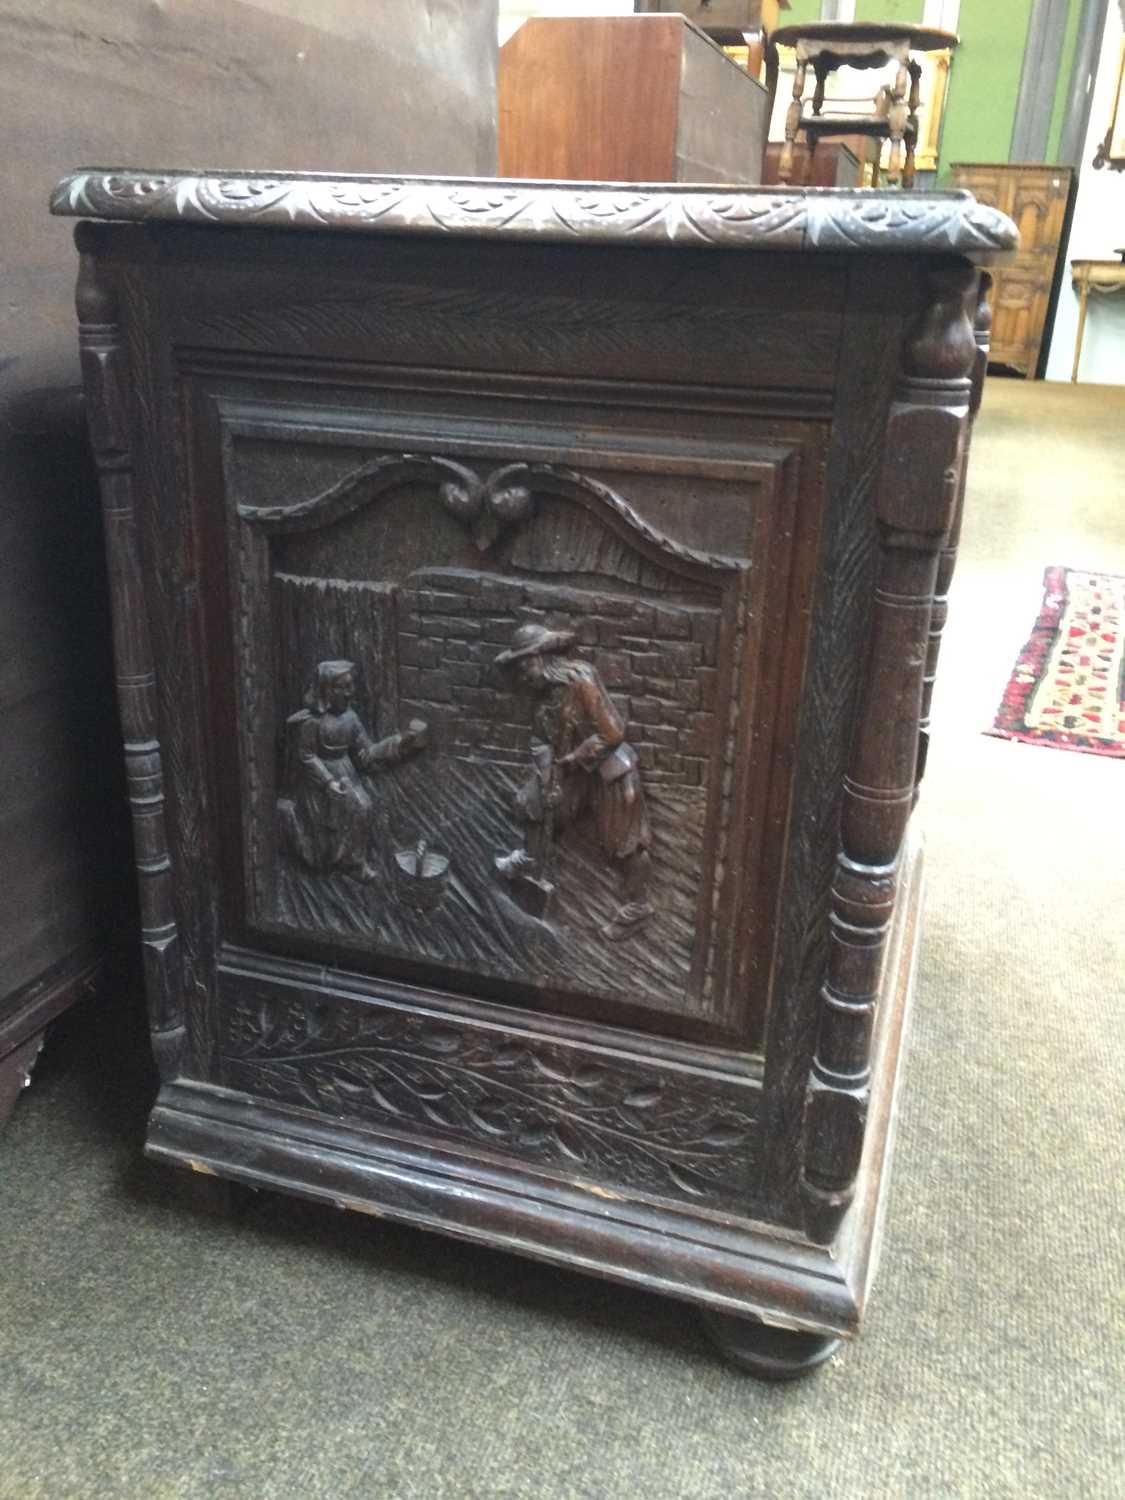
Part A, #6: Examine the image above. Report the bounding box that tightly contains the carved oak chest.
[55,170,1015,1376]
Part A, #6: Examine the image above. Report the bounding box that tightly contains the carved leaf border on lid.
[51,169,1019,257]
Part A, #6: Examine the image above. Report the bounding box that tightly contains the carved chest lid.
[51,168,1018,261]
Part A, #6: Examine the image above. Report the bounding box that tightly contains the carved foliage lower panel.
[218,970,760,1212]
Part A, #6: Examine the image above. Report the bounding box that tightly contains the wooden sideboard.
[950,162,1073,377]
[499,15,769,183]
[54,169,1015,1377]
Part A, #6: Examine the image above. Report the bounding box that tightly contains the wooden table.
[53,168,1015,1378]
[1070,256,1125,382]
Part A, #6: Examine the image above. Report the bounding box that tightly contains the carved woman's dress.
[279,661,412,881]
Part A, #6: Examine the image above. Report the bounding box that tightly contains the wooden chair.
[769,21,958,188]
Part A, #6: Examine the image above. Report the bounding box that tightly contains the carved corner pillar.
[800,263,978,1246]
[916,272,992,792]
[75,234,185,1080]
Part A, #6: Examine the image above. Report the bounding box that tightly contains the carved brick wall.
[396,567,720,788]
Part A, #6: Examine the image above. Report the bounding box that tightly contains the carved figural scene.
[233,442,748,1024]
[493,624,653,941]
[279,659,428,883]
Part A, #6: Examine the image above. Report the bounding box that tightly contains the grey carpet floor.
[2,379,1124,1500]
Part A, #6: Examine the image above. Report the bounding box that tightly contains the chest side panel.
[117,227,859,1216]
[192,395,831,1043]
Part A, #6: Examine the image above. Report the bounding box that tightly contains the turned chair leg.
[885,61,911,185]
[903,60,922,189]
[811,60,828,117]
[779,58,807,185]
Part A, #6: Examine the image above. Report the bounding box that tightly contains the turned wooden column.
[884,51,911,185]
[800,262,978,1246]
[778,54,808,185]
[903,60,923,190]
[76,233,185,1081]
[916,271,992,791]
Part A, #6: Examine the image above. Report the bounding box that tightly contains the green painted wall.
[854,0,923,22]
[938,0,1033,177]
[778,0,822,24]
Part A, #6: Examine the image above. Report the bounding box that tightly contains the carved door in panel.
[202,387,823,1047]
[1008,169,1069,253]
[989,268,1048,372]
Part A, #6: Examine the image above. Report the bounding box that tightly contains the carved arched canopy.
[238,453,746,589]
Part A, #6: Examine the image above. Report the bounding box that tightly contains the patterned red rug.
[988,566,1125,757]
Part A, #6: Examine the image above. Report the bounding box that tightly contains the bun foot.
[701,1309,842,1380]
[172,1164,243,1218]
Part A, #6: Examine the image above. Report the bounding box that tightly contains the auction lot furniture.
[0,0,499,1130]
[55,169,1015,1376]
[762,138,863,187]
[771,21,958,188]
[635,0,788,47]
[499,15,769,184]
[634,0,790,85]
[950,162,1074,378]
[1068,255,1125,382]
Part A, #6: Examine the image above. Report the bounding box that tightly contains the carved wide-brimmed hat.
[494,623,576,666]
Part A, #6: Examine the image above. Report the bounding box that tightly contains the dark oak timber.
[917,273,993,792]
[76,248,186,1082]
[0,946,101,1127]
[56,169,1014,1376]
[799,263,979,1244]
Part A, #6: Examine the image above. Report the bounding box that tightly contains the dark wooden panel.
[147,226,847,394]
[193,389,825,1045]
[0,0,498,1086]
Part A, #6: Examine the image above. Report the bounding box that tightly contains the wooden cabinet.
[55,168,1014,1377]
[0,0,500,1127]
[762,139,863,187]
[950,163,1074,377]
[636,0,787,44]
[499,15,769,183]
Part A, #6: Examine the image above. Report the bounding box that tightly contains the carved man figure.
[280,659,426,882]
[494,624,653,940]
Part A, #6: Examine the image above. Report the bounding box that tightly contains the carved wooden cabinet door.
[950,162,1072,375]
[61,171,1014,1375]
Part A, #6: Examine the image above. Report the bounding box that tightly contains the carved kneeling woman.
[280,659,426,882]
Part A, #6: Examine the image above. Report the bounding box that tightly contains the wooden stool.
[770,22,958,188]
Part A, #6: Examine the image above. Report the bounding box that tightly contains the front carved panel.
[213,400,812,1039]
